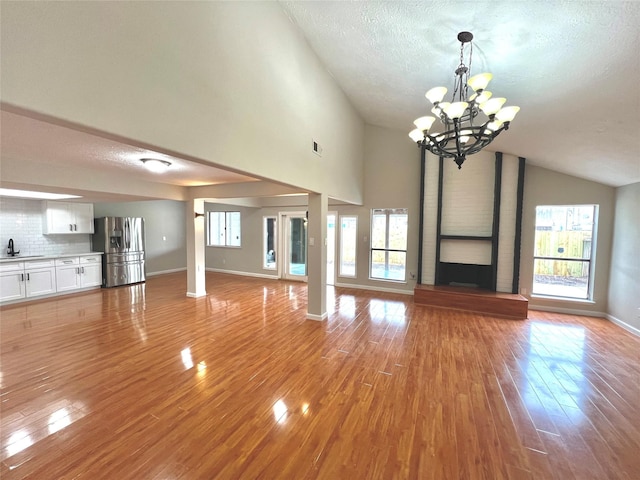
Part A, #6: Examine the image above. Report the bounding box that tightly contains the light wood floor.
[1,272,639,479]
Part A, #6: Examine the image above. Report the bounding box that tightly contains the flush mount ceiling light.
[0,188,82,200]
[409,31,520,169]
[141,158,172,173]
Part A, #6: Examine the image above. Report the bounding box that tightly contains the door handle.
[27,273,30,281]
[69,224,73,231]
[21,273,24,281]
[81,267,85,274]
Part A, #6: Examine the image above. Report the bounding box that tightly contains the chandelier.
[409,32,520,168]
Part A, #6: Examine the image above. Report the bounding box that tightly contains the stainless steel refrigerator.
[93,217,146,287]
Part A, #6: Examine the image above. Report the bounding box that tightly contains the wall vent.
[312,140,322,157]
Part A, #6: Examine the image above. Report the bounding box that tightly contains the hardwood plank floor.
[1,272,639,479]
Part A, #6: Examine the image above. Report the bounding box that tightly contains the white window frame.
[207,211,241,247]
[263,216,277,270]
[339,215,358,278]
[532,204,597,300]
[369,208,408,282]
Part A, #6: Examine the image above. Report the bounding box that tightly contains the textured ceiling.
[0,110,259,189]
[1,1,638,199]
[280,0,640,187]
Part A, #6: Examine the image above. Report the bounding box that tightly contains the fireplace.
[437,262,493,290]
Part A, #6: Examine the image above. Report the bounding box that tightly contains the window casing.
[263,216,276,269]
[339,215,357,277]
[532,205,597,299]
[207,211,241,247]
[370,208,408,282]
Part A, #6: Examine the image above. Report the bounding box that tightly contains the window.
[370,208,408,281]
[263,216,276,269]
[207,211,241,247]
[339,215,357,277]
[533,205,597,299]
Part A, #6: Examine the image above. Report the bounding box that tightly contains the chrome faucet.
[7,238,19,257]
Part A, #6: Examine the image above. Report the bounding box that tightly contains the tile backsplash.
[0,198,92,257]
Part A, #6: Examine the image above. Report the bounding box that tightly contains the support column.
[186,199,206,298]
[306,192,327,321]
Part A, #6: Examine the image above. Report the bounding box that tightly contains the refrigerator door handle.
[125,219,130,250]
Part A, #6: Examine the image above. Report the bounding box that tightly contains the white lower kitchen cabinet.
[55,257,82,292]
[0,253,103,304]
[79,255,102,287]
[24,261,57,297]
[0,264,25,302]
[0,259,57,301]
[55,255,103,292]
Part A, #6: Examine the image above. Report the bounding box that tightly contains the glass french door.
[281,213,307,281]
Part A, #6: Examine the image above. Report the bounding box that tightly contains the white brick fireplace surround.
[420,149,523,293]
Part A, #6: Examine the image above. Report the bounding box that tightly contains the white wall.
[1,1,364,204]
[521,166,615,315]
[331,125,421,293]
[203,125,421,293]
[607,183,640,332]
[93,200,186,275]
[203,203,275,276]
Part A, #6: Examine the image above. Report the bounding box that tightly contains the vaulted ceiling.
[280,1,639,187]
[1,1,638,203]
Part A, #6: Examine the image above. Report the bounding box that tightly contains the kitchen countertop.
[0,252,103,263]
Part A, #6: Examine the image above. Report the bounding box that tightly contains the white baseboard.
[333,281,414,296]
[528,305,608,318]
[206,267,278,280]
[146,267,186,277]
[306,312,328,321]
[186,290,207,298]
[606,314,640,337]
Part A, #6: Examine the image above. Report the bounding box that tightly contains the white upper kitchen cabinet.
[43,201,94,234]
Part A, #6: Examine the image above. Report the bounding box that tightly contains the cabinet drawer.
[55,257,80,267]
[25,259,55,269]
[0,262,25,273]
[80,255,102,264]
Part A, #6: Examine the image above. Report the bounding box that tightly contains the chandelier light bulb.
[486,120,503,132]
[467,73,493,91]
[495,106,521,122]
[431,102,450,117]
[480,97,507,116]
[409,129,424,142]
[413,116,437,132]
[425,86,448,104]
[443,102,468,120]
[470,90,492,104]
